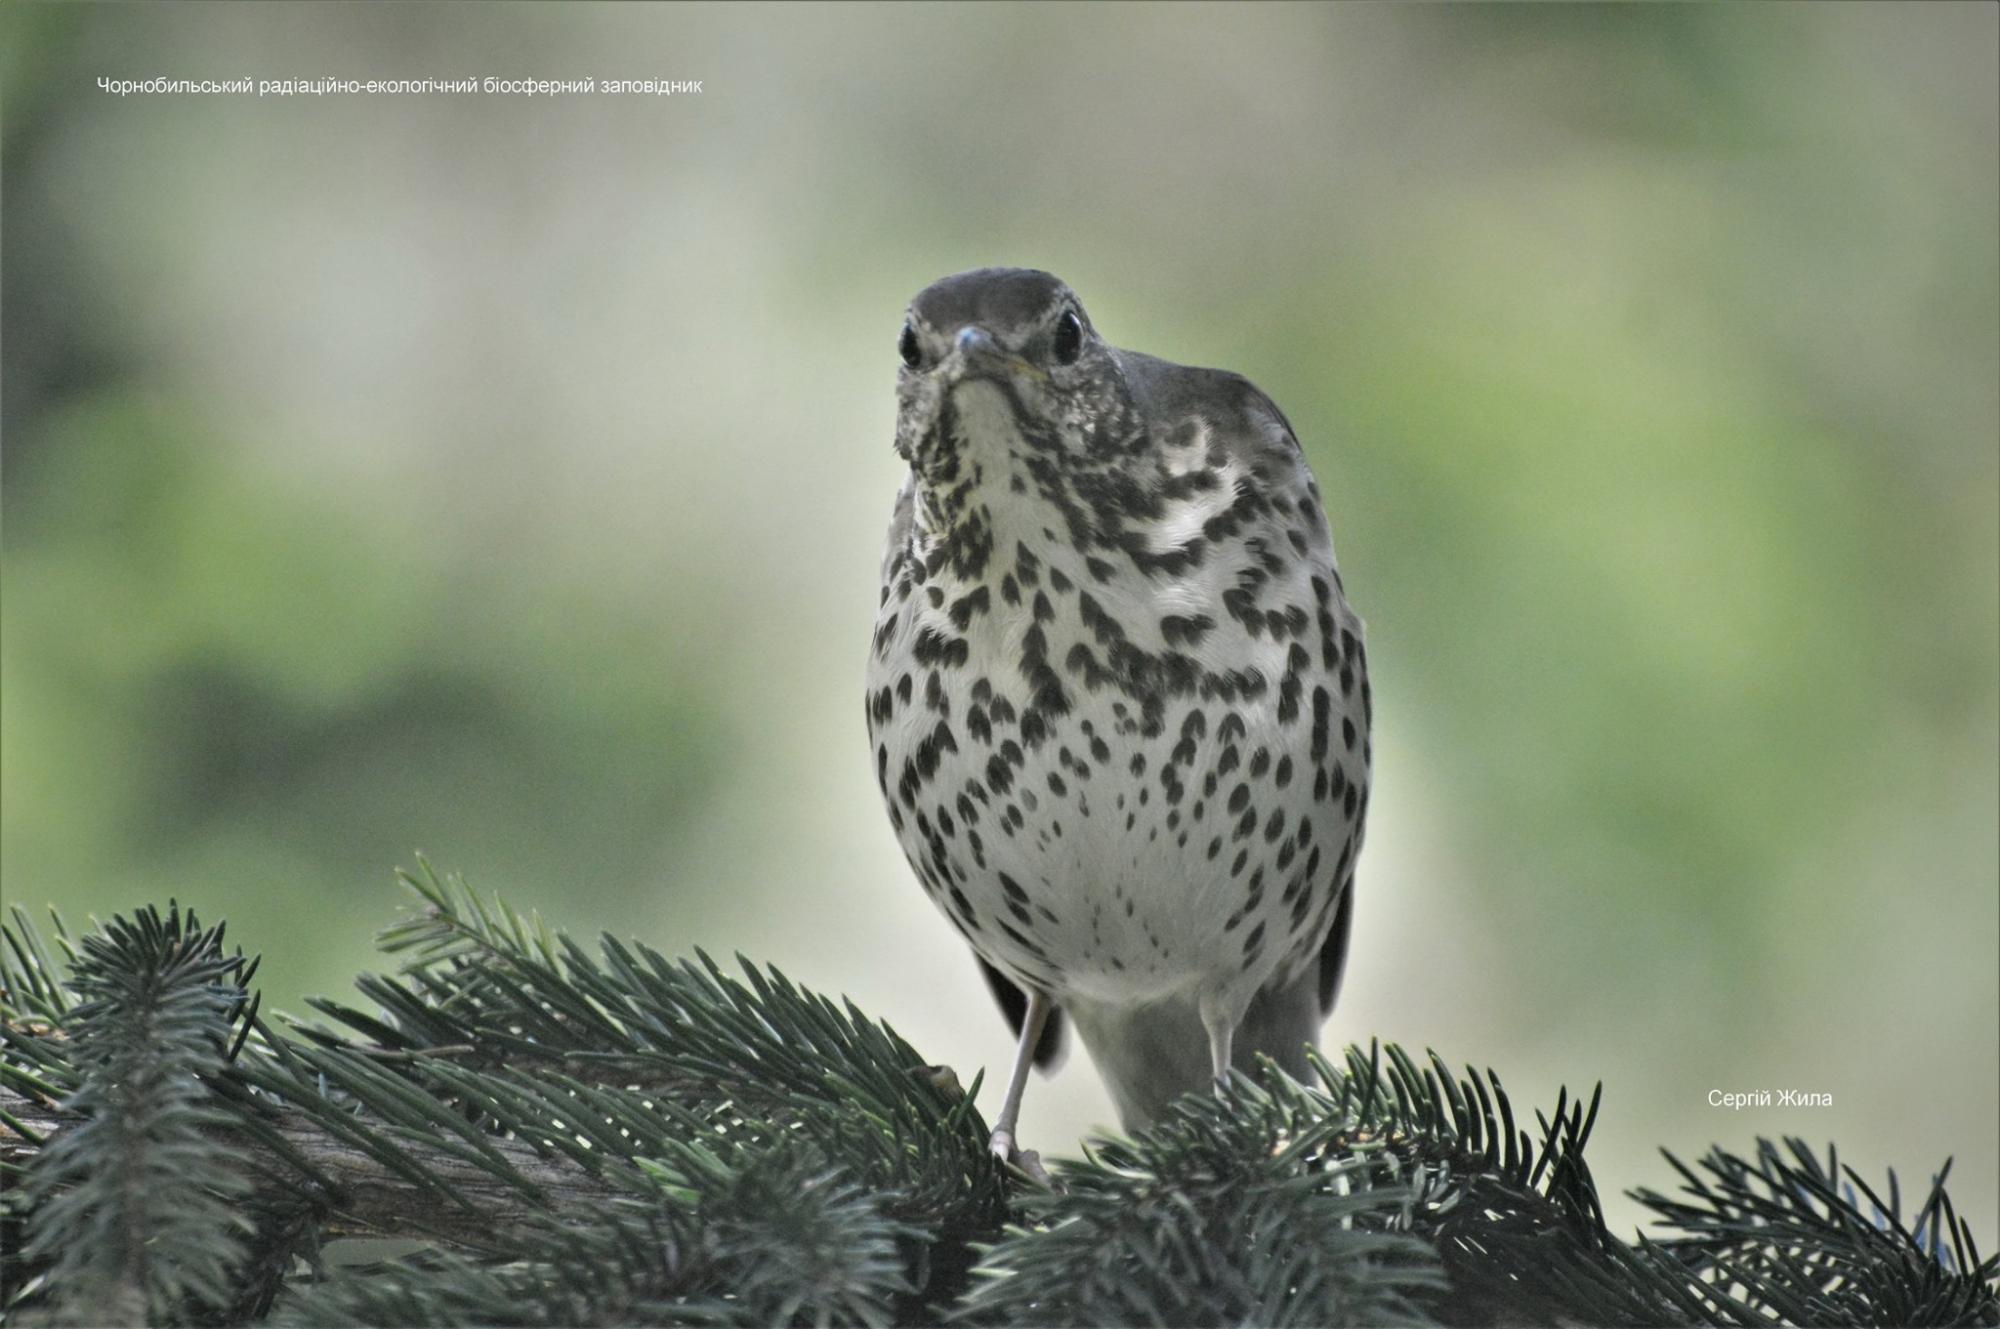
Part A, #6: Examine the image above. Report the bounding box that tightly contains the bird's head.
[892,268,1141,485]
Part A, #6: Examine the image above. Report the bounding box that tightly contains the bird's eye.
[899,323,922,369]
[1053,310,1084,365]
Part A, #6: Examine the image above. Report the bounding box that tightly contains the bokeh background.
[4,2,1995,1240]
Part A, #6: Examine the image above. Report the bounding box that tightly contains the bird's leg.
[988,990,1052,1163]
[1199,999,1236,1092]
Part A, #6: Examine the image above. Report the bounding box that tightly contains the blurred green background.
[4,3,1994,1239]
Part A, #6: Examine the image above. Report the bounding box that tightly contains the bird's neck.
[908,453,1064,593]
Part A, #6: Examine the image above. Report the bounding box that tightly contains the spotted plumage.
[867,269,1371,1143]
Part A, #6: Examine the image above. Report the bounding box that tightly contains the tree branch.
[1,1086,620,1249]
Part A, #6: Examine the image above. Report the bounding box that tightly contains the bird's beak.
[947,325,1046,383]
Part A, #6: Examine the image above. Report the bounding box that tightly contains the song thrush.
[866,268,1371,1158]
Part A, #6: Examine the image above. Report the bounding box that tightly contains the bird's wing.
[1120,348,1373,1024]
[1316,872,1355,1015]
[880,472,917,582]
[977,958,1068,1071]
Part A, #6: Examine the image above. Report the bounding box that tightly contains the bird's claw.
[988,1130,1056,1189]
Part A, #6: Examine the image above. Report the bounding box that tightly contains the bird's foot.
[987,1128,1055,1189]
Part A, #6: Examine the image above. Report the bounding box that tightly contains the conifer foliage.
[2,866,1995,1326]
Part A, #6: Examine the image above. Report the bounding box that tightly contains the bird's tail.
[1066,968,1322,1131]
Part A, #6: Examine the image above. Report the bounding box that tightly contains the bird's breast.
[868,482,1369,1012]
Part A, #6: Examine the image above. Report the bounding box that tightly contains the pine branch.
[954,1069,1446,1326]
[1,1089,625,1246]
[1634,1138,1999,1326]
[3,873,1995,1328]
[9,905,257,1325]
[274,1144,915,1328]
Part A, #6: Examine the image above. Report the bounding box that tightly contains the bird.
[865,268,1371,1159]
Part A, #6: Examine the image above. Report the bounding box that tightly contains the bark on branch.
[0,1085,620,1248]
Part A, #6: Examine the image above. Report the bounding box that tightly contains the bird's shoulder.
[1113,348,1310,483]
[1117,347,1365,640]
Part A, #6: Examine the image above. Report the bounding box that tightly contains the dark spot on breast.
[1077,592,1126,645]
[1015,542,1041,585]
[1160,613,1214,647]
[948,585,990,630]
[1277,674,1301,724]
[1020,710,1049,746]
[912,626,969,669]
